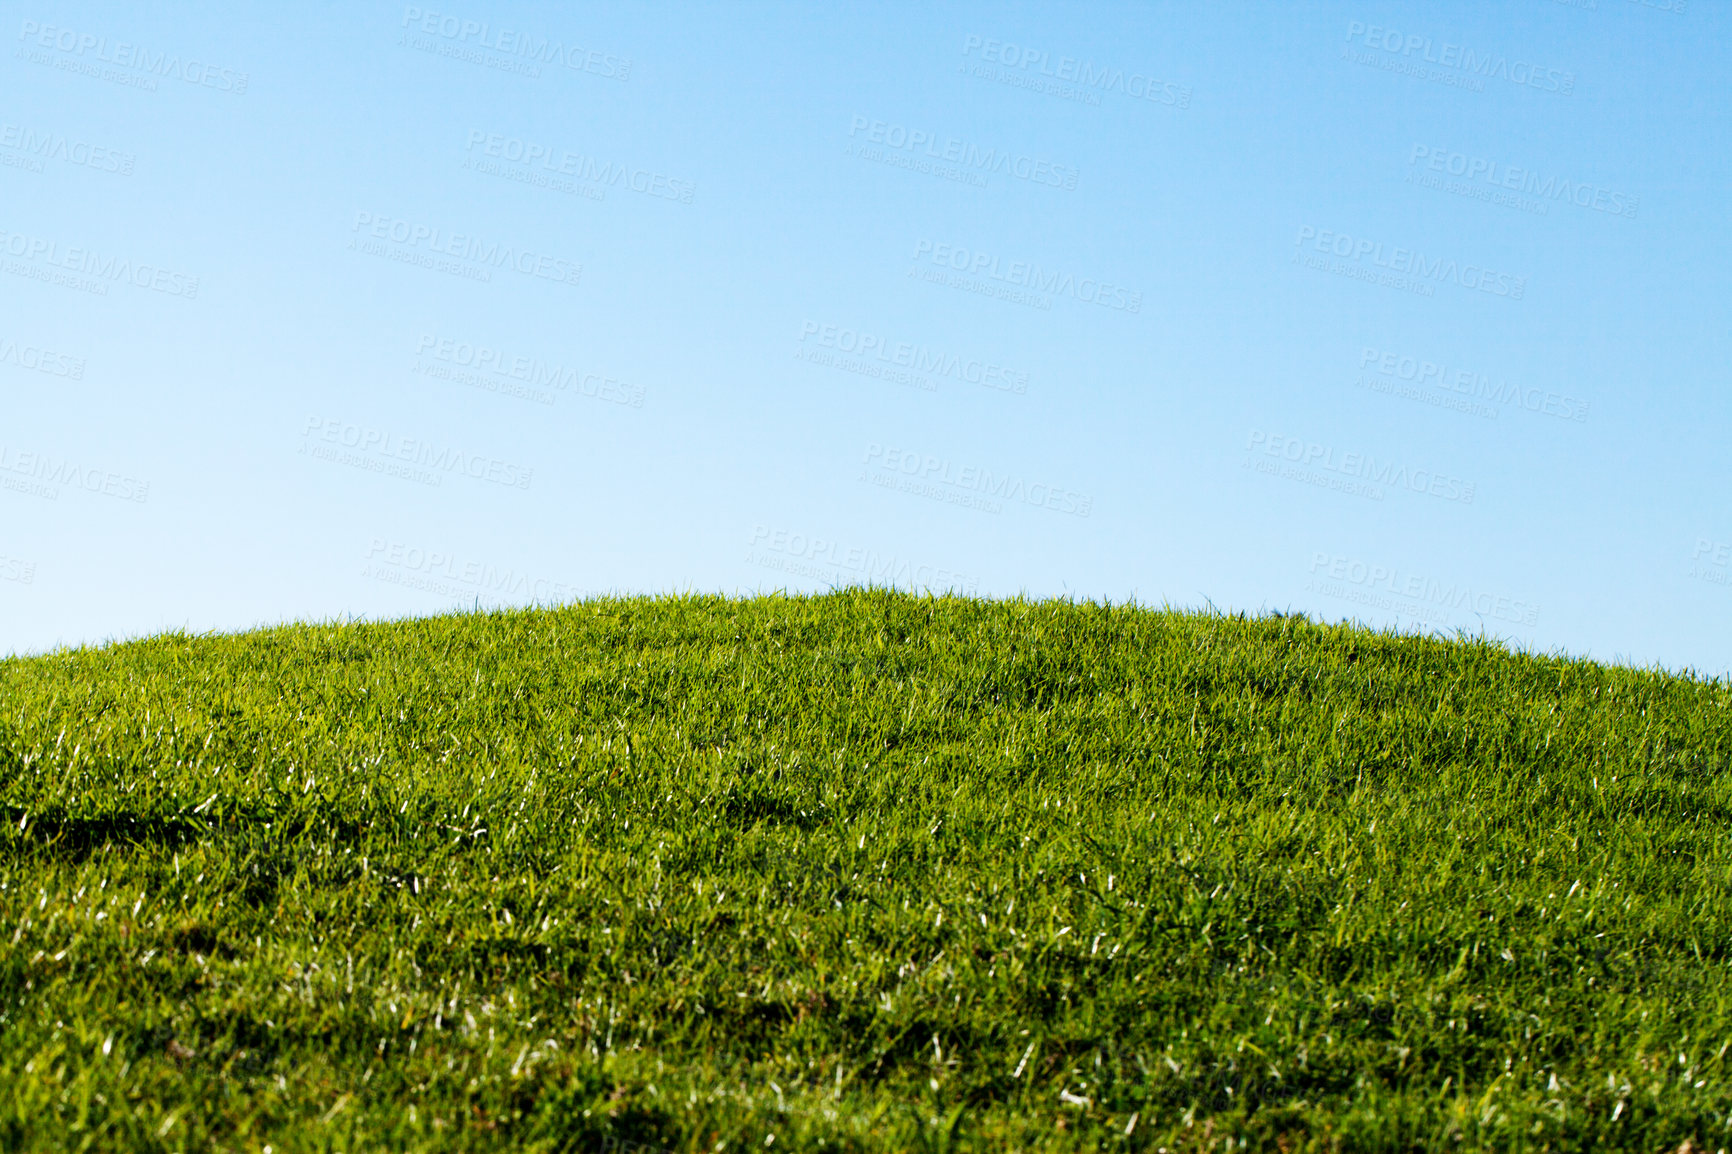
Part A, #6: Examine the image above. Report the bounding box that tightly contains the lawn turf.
[2,590,1731,1151]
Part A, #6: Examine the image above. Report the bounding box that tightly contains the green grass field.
[3,591,1730,1152]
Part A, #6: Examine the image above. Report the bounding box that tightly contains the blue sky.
[3,0,1728,675]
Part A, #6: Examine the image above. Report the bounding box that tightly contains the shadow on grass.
[1,805,213,860]
[0,798,307,864]
[719,786,829,831]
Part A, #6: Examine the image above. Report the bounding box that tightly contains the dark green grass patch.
[2,591,1730,1151]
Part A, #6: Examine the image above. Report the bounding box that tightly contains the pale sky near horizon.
[3,1,1728,676]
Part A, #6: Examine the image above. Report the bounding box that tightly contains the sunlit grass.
[2,590,1730,1151]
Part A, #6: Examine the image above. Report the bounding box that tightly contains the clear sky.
[3,1,1728,675]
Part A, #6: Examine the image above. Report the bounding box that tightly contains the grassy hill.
[2,591,1730,1152]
